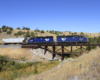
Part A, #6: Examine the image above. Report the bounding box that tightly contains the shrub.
[71,33,73,35]
[14,63,21,70]
[7,31,11,34]
[2,25,6,30]
[25,31,30,37]
[70,53,75,58]
[0,55,8,71]
[6,60,15,67]
[74,32,77,35]
[41,30,44,33]
[9,27,13,31]
[14,33,17,36]
[22,27,26,30]
[31,32,35,37]
[80,32,84,35]
[2,28,7,32]
[33,65,38,74]
[17,27,20,30]
[17,31,24,35]
[69,32,71,34]
[25,27,30,30]
[22,27,30,30]
[91,46,96,49]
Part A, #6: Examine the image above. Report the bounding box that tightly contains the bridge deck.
[22,44,100,47]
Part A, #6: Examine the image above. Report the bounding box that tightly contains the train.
[2,35,89,45]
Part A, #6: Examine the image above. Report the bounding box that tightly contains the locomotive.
[2,35,89,45]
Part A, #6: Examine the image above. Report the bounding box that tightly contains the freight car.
[2,37,27,45]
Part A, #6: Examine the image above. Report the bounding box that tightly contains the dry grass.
[0,48,41,60]
[18,47,100,80]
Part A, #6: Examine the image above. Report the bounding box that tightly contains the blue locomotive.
[57,35,88,44]
[28,36,53,44]
[27,35,88,44]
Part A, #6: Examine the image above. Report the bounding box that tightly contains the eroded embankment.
[18,47,100,80]
[0,45,54,62]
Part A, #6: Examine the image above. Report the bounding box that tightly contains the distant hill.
[0,29,100,43]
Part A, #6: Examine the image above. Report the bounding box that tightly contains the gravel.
[0,45,22,49]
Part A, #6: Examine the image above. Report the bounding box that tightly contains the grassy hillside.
[18,47,100,80]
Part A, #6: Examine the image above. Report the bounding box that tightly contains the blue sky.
[0,0,100,33]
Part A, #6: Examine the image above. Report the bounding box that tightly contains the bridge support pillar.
[52,46,55,59]
[44,46,47,55]
[71,46,72,53]
[89,46,91,51]
[61,46,64,61]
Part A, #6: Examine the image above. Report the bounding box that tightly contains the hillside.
[19,47,100,80]
[0,29,100,43]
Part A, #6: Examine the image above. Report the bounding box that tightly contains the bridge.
[21,44,100,61]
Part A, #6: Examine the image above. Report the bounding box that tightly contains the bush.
[71,33,73,35]
[22,27,26,30]
[22,27,30,30]
[26,27,30,30]
[31,32,35,37]
[74,32,77,35]
[70,53,75,58]
[0,55,8,71]
[33,65,38,74]
[69,32,71,34]
[2,25,6,30]
[41,30,44,33]
[2,28,7,32]
[17,27,20,30]
[9,27,13,31]
[80,32,84,35]
[17,31,24,35]
[14,63,21,70]
[14,33,17,36]
[7,31,11,34]
[25,31,30,37]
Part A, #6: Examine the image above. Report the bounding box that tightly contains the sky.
[0,0,100,33]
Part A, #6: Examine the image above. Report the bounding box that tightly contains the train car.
[28,36,53,44]
[2,37,27,45]
[57,35,89,44]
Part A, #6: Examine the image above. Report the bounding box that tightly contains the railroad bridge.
[21,44,100,61]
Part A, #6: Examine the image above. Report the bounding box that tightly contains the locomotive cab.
[28,37,34,44]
